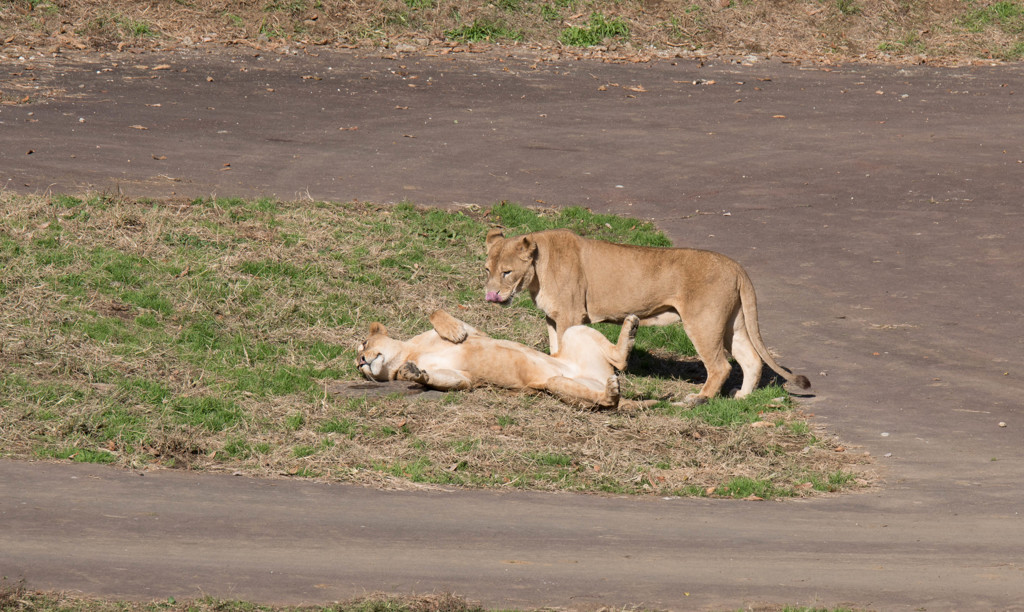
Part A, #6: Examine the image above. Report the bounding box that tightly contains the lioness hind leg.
[684,319,733,403]
[543,375,618,408]
[730,319,763,399]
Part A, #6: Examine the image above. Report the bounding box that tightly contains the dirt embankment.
[2,0,1023,66]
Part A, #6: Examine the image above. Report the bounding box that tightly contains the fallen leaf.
[624,84,646,92]
[152,154,166,160]
[152,64,171,71]
[130,124,148,130]
[145,103,161,107]
[705,486,717,496]
[744,495,764,501]
[206,76,214,82]
[834,446,846,453]
[750,421,776,428]
[773,114,787,119]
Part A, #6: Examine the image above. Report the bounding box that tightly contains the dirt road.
[2,47,1022,610]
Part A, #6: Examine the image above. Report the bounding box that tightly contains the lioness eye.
[502,270,511,278]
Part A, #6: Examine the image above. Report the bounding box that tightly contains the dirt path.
[2,48,1023,610]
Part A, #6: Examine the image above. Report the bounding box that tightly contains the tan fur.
[356,310,639,408]
[484,228,810,405]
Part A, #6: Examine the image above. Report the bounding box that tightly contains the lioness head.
[356,322,401,381]
[484,229,537,305]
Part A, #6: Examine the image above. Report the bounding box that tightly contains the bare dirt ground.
[1,39,1023,611]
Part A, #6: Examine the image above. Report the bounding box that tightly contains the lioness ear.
[516,236,537,260]
[485,228,505,250]
[369,322,388,337]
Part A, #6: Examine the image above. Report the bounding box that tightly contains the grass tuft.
[559,12,630,47]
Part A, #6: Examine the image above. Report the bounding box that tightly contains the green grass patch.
[446,19,524,42]
[959,1,1024,33]
[37,447,118,464]
[559,12,629,46]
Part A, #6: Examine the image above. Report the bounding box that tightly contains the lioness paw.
[624,314,640,338]
[672,393,708,408]
[429,310,469,344]
[397,361,428,384]
[599,375,620,408]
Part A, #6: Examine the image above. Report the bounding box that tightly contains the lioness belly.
[428,340,558,389]
[589,310,681,326]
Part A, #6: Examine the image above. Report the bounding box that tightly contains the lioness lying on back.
[484,229,810,405]
[357,309,640,408]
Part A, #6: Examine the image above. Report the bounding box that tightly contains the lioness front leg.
[546,316,560,354]
[396,362,472,391]
[396,361,430,385]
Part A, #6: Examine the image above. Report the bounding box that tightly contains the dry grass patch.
[0,579,485,612]
[1,0,1022,62]
[0,192,869,498]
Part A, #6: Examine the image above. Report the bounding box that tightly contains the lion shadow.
[623,347,815,400]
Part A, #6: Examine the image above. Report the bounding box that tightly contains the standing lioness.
[484,228,810,405]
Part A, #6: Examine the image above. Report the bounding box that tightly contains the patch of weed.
[37,446,118,464]
[320,418,359,437]
[559,12,629,46]
[489,202,670,247]
[170,396,243,431]
[959,1,1024,33]
[714,476,793,499]
[836,0,861,16]
[661,386,790,427]
[446,19,524,42]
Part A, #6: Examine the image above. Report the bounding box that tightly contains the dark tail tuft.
[793,374,811,390]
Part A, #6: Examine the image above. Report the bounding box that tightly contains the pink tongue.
[485,291,501,302]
